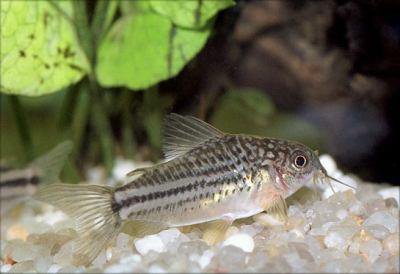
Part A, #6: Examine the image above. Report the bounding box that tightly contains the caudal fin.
[35,183,121,266]
[31,141,73,185]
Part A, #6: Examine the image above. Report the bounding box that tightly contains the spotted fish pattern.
[36,114,340,266]
[113,134,307,226]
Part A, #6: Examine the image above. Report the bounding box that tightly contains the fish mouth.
[313,168,356,193]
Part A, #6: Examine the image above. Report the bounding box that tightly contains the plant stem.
[9,96,34,161]
[73,1,94,63]
[121,89,136,159]
[71,84,90,160]
[91,0,110,44]
[58,86,79,130]
[88,79,114,173]
[142,87,163,154]
[72,1,115,174]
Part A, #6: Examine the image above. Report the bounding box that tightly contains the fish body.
[1,167,39,199]
[113,134,313,227]
[36,114,342,266]
[0,141,72,214]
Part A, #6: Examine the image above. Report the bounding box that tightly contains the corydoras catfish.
[36,114,354,265]
[1,141,72,214]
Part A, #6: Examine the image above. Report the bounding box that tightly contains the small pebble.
[384,197,398,208]
[0,264,12,273]
[324,231,346,250]
[9,260,34,273]
[222,233,255,253]
[112,158,138,182]
[158,228,181,246]
[364,224,390,240]
[224,226,239,238]
[115,233,131,249]
[378,187,400,204]
[363,211,398,233]
[349,200,366,215]
[134,235,165,255]
[198,250,214,269]
[217,245,247,271]
[58,265,79,273]
[240,224,263,237]
[148,264,166,273]
[360,239,382,263]
[47,264,62,273]
[319,155,337,174]
[335,209,348,220]
[53,242,74,266]
[34,255,52,272]
[348,240,360,254]
[254,213,284,226]
[383,234,399,255]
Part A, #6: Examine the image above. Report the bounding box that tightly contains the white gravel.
[222,233,255,252]
[0,155,399,273]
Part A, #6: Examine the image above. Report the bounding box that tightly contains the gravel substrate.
[1,155,399,273]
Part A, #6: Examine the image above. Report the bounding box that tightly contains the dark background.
[159,0,400,185]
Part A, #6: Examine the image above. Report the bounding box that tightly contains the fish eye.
[294,155,307,168]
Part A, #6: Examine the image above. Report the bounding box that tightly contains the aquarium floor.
[1,155,399,273]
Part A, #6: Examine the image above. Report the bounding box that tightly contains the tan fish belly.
[167,182,273,227]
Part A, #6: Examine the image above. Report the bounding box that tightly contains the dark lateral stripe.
[118,172,243,210]
[0,175,40,188]
[119,181,198,209]
[117,152,234,193]
[128,174,245,218]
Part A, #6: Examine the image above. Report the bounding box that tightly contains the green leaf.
[96,11,211,89]
[150,0,235,29]
[119,0,152,16]
[211,89,276,135]
[0,1,89,96]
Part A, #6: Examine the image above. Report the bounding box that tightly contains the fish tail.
[31,140,73,185]
[35,183,122,266]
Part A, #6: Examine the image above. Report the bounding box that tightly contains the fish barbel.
[0,141,72,215]
[36,114,354,265]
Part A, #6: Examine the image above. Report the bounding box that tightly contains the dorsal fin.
[30,140,73,184]
[162,113,224,160]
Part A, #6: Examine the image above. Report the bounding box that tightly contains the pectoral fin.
[265,195,288,221]
[121,220,167,238]
[201,217,233,245]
